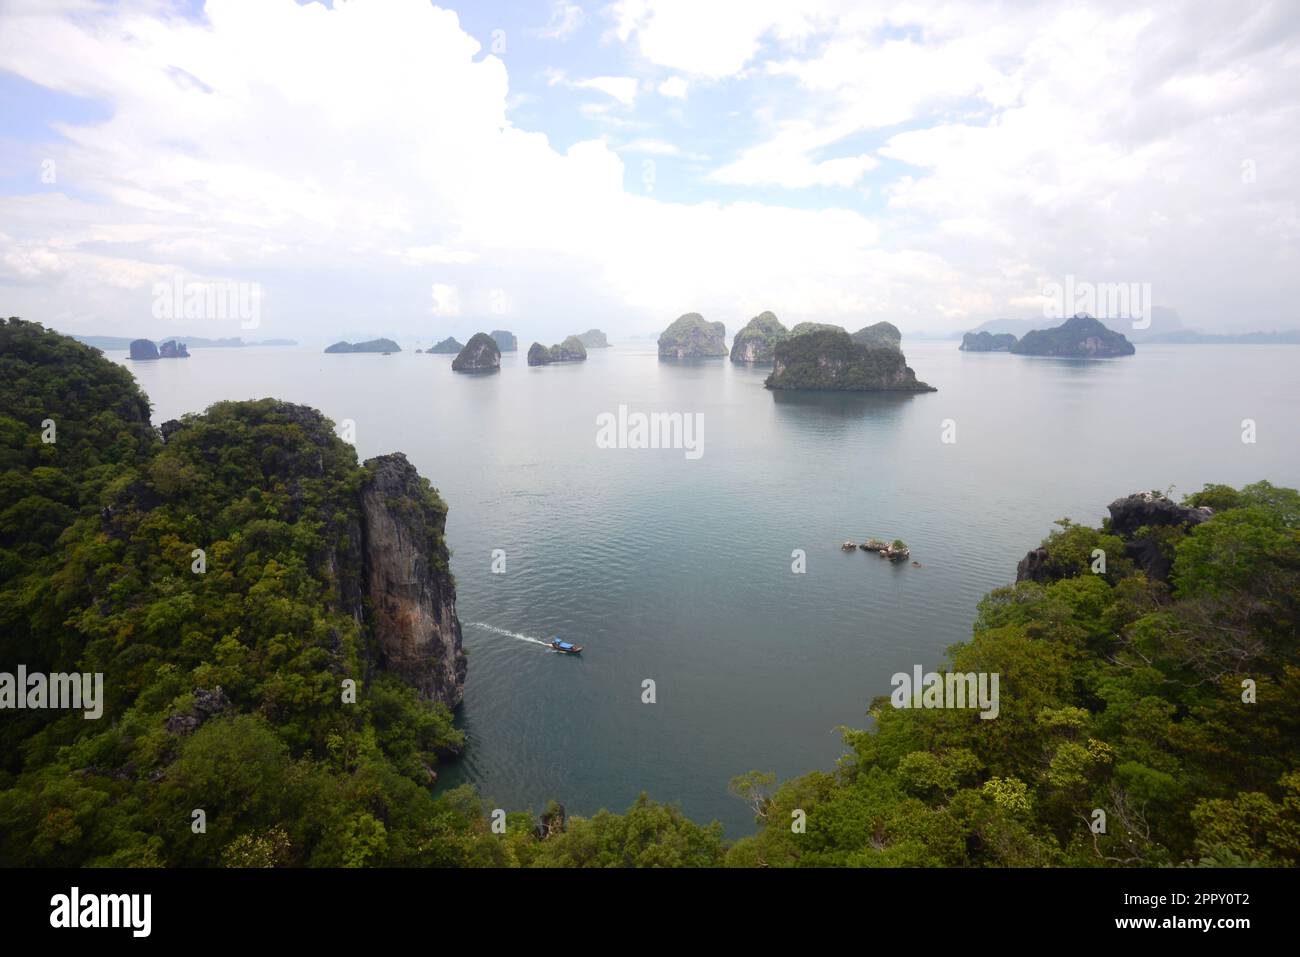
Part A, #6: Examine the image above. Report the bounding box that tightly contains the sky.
[0,0,1297,345]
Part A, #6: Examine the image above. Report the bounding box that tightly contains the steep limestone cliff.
[730,311,788,363]
[451,332,501,372]
[359,453,466,710]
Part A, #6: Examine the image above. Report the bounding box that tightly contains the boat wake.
[466,621,555,649]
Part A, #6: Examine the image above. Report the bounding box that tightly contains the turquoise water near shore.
[115,339,1300,835]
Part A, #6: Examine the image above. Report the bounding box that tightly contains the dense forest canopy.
[1,317,1296,866]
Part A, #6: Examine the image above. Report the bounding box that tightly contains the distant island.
[325,338,400,354]
[129,338,190,360]
[955,307,1298,346]
[765,328,935,392]
[659,313,727,358]
[576,329,610,349]
[490,330,517,352]
[731,311,787,362]
[1138,329,1300,344]
[527,335,587,365]
[960,331,1017,352]
[452,332,501,373]
[1010,314,1135,358]
[429,337,463,354]
[75,334,296,350]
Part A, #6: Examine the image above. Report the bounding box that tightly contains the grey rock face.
[452,332,502,372]
[1015,547,1052,583]
[129,338,159,360]
[1107,491,1213,537]
[359,453,466,709]
[165,687,232,735]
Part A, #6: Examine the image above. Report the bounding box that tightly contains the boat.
[550,638,583,655]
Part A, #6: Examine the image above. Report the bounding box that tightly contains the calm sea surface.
[112,339,1300,835]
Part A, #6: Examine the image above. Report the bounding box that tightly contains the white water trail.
[466,621,555,648]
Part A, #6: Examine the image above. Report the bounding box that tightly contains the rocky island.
[324,338,401,354]
[730,311,788,362]
[429,336,463,354]
[960,331,1018,352]
[765,328,936,392]
[451,332,502,372]
[658,313,727,358]
[490,330,517,352]
[129,338,190,360]
[1010,314,1135,357]
[527,335,588,365]
[576,329,610,348]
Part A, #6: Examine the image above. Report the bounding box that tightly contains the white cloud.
[610,0,825,78]
[614,0,1300,329]
[431,283,462,317]
[0,0,901,334]
[405,245,478,265]
[711,120,878,188]
[657,75,688,98]
[545,68,639,106]
[714,150,877,189]
[538,0,584,40]
[0,0,1297,339]
[618,138,681,155]
[573,75,639,106]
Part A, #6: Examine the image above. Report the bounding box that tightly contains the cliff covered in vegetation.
[0,318,472,865]
[658,313,727,358]
[527,336,587,365]
[730,311,788,363]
